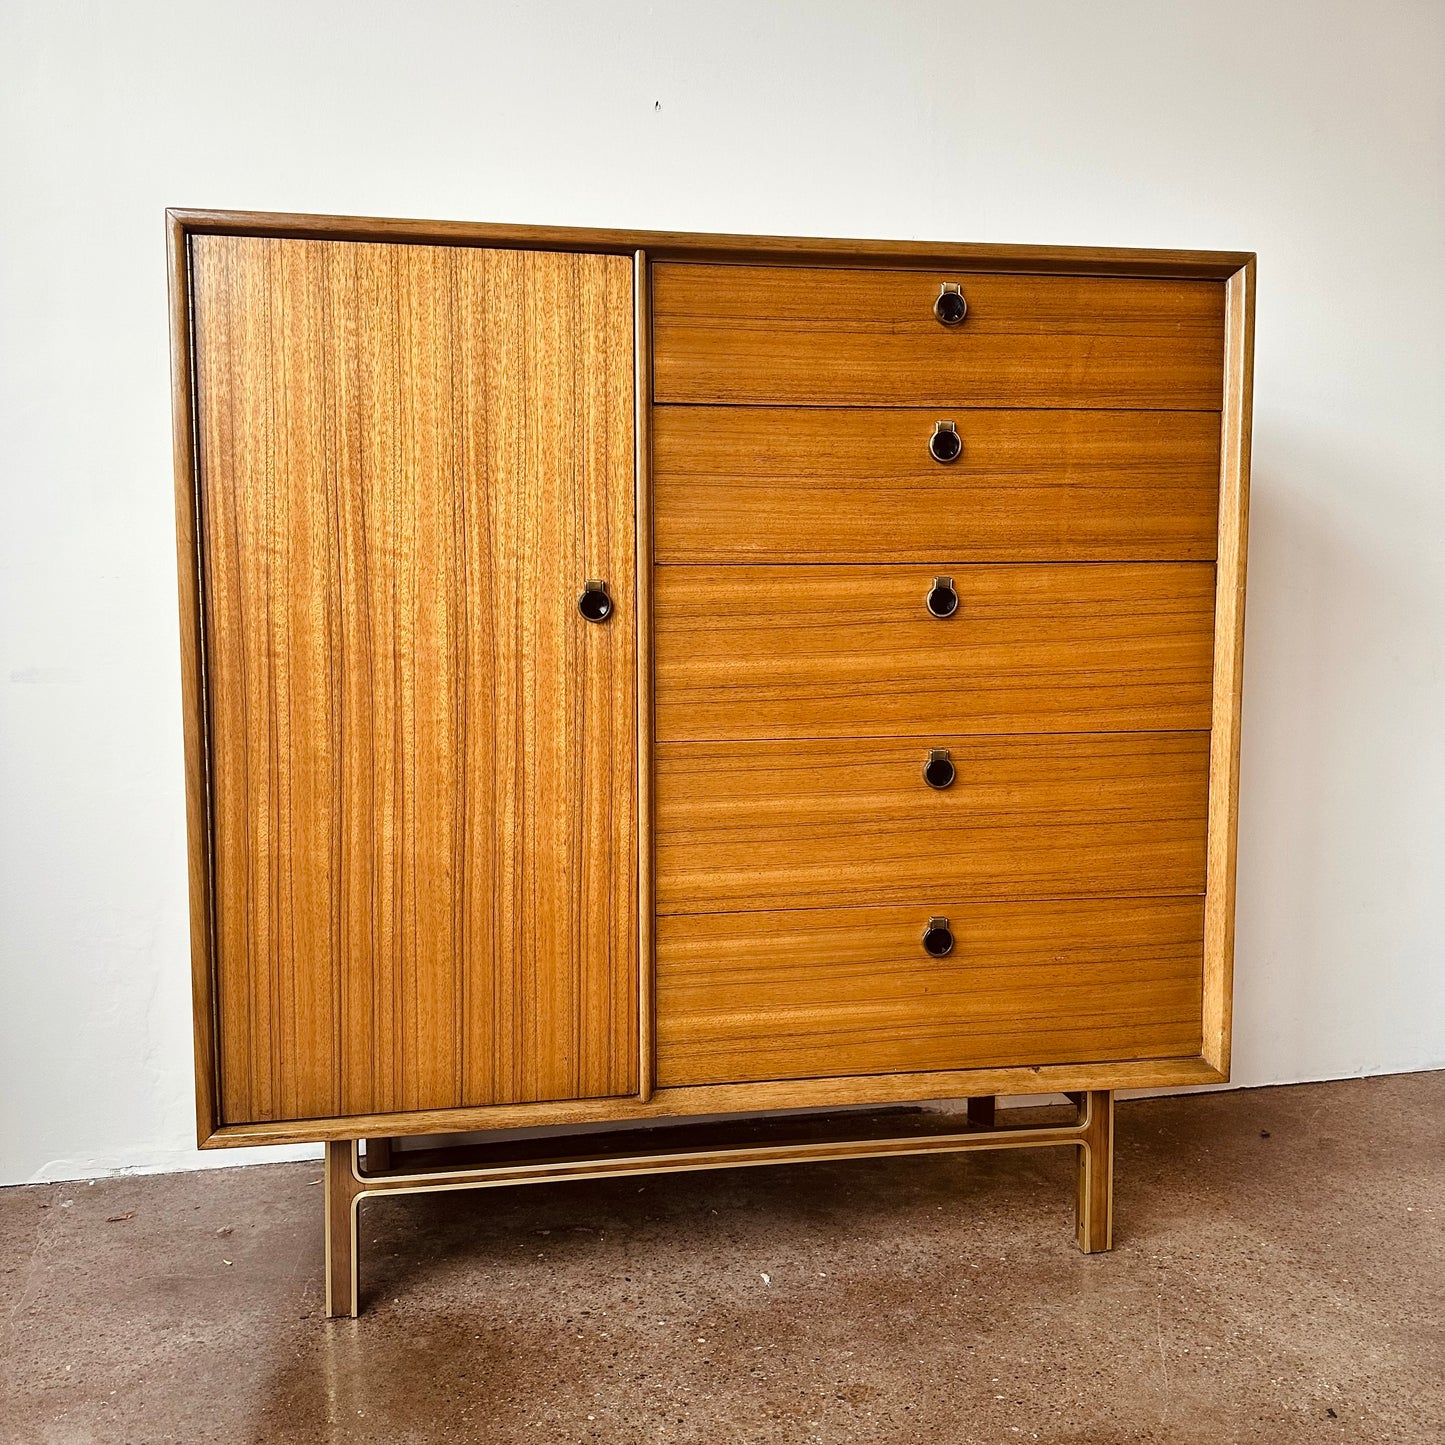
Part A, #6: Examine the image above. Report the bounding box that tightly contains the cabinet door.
[190,236,637,1125]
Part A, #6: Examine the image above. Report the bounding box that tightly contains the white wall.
[2,0,1442,1185]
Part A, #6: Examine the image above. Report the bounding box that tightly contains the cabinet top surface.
[166,208,1253,279]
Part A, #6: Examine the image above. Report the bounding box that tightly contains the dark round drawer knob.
[923,749,955,789]
[934,284,968,326]
[922,917,954,957]
[578,580,613,622]
[926,576,959,619]
[929,421,962,464]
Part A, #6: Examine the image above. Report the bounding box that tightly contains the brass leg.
[325,1140,362,1317]
[1073,1090,1114,1253]
[315,1104,1112,1313]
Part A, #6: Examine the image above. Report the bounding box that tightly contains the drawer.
[655,732,1208,914]
[652,264,1225,409]
[655,407,1221,564]
[656,897,1205,1086]
[654,563,1215,741]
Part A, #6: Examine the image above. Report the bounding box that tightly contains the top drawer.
[653,264,1226,410]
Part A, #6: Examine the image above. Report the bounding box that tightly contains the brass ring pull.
[922,917,954,957]
[578,580,613,622]
[929,420,962,464]
[934,282,967,326]
[926,576,959,619]
[923,749,956,789]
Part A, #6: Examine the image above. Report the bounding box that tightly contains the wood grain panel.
[190,235,637,1126]
[653,264,1225,408]
[655,733,1209,913]
[656,898,1205,1086]
[655,564,1215,741]
[654,407,1220,563]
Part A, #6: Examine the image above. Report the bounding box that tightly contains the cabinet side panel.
[191,236,637,1124]
[170,216,221,1141]
[1203,260,1254,1074]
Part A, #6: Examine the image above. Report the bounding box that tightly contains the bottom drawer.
[656,898,1204,1087]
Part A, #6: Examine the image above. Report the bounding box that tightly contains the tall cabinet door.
[189,237,637,1125]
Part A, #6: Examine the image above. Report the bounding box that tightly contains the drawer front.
[655,407,1221,564]
[656,898,1206,1086]
[655,563,1215,741]
[655,732,1208,914]
[653,264,1226,409]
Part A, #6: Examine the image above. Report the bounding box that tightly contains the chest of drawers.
[169,211,1252,1315]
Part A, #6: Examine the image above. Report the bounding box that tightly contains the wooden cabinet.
[170,211,1252,1314]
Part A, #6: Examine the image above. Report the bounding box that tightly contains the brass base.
[324,1090,1115,1317]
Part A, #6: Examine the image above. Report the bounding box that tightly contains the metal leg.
[325,1140,362,1318]
[1073,1090,1114,1253]
[318,1099,1117,1315]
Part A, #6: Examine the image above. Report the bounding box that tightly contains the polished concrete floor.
[1,1073,1441,1444]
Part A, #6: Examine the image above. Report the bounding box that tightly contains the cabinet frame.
[169,209,1252,1149]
